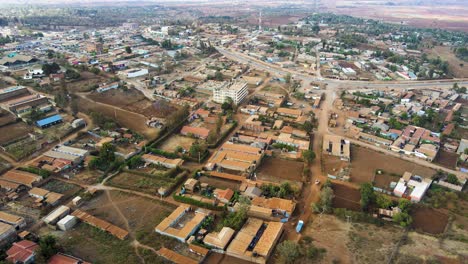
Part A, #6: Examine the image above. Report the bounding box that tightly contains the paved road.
[217,47,468,89]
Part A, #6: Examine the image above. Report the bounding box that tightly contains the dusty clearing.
[426,46,468,78]
[0,122,32,145]
[66,72,105,92]
[199,175,241,190]
[304,214,404,264]
[88,89,177,118]
[332,183,361,211]
[434,150,459,170]
[77,96,159,139]
[256,157,304,182]
[159,134,196,152]
[412,207,449,235]
[0,110,16,127]
[350,146,436,184]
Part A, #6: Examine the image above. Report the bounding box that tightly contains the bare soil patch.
[199,175,241,190]
[256,157,304,182]
[332,183,361,211]
[412,207,449,235]
[77,96,159,139]
[350,146,436,184]
[434,150,459,170]
[0,122,33,146]
[159,134,196,152]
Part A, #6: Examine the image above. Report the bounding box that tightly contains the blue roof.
[36,114,62,127]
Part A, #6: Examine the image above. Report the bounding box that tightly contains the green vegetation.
[302,150,316,164]
[277,238,326,264]
[392,199,413,227]
[272,143,296,152]
[312,180,334,214]
[42,62,61,75]
[360,183,376,211]
[260,182,295,199]
[173,194,224,211]
[222,196,250,230]
[36,235,59,262]
[18,166,51,178]
[454,46,468,61]
[89,143,123,172]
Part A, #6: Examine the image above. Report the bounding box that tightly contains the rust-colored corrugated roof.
[72,209,128,240]
[209,171,245,182]
[157,247,198,264]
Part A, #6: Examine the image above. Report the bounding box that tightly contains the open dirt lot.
[58,191,180,263]
[396,232,466,264]
[66,72,106,92]
[412,207,449,235]
[108,170,179,194]
[349,146,436,184]
[77,96,159,139]
[332,183,361,211]
[199,175,241,190]
[159,134,196,152]
[434,150,459,170]
[256,157,304,182]
[0,122,33,146]
[373,172,401,191]
[0,110,16,127]
[88,89,177,119]
[303,214,404,264]
[426,46,468,78]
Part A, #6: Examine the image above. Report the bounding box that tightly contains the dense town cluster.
[0,2,467,264]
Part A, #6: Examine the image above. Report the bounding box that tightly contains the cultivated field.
[411,206,449,235]
[434,150,459,170]
[0,122,33,146]
[76,96,159,139]
[199,175,241,190]
[332,183,361,211]
[256,157,304,182]
[349,146,436,184]
[88,89,176,118]
[66,71,106,92]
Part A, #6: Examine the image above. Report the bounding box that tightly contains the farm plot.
[332,183,361,211]
[256,157,304,182]
[76,96,159,139]
[349,146,436,184]
[411,207,449,235]
[0,122,33,146]
[434,150,459,170]
[199,175,241,191]
[108,169,185,195]
[0,110,16,127]
[66,72,106,92]
[40,179,81,198]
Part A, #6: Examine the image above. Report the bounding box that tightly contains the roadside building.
[36,114,63,128]
[180,126,210,139]
[0,170,42,188]
[203,227,235,250]
[142,154,184,168]
[43,205,70,225]
[276,108,302,118]
[393,172,432,202]
[323,134,351,161]
[5,240,38,263]
[214,188,234,204]
[48,253,91,264]
[0,211,26,230]
[213,81,248,105]
[207,143,263,173]
[0,222,16,245]
[155,205,207,242]
[226,218,284,264]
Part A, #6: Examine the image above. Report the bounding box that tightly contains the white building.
[393,172,432,202]
[213,81,248,105]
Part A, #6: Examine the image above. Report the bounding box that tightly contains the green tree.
[125,46,132,54]
[284,73,292,84]
[393,212,412,227]
[313,186,334,214]
[42,62,60,75]
[276,240,301,264]
[446,174,460,185]
[360,183,375,211]
[214,70,223,81]
[376,194,393,209]
[189,142,207,159]
[38,235,59,260]
[302,121,314,133]
[398,199,412,212]
[302,150,316,164]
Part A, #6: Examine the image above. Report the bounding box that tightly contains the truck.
[296,220,304,233]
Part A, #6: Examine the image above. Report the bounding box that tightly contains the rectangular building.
[213,81,248,105]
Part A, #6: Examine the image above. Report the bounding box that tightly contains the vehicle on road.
[315,179,320,185]
[296,220,304,233]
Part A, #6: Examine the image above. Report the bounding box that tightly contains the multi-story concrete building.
[213,81,248,105]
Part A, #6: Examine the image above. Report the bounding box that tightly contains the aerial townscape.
[0,0,468,263]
